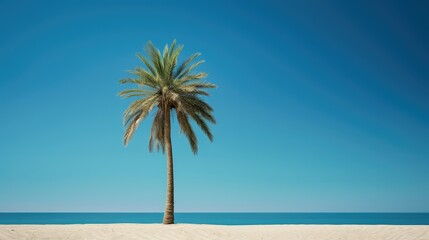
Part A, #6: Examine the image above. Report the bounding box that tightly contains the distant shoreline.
[1,212,429,225]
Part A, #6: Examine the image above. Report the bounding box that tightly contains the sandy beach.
[0,224,428,240]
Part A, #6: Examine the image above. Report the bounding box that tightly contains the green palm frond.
[149,108,165,152]
[118,89,156,99]
[175,100,213,142]
[184,82,217,89]
[176,60,205,80]
[123,95,159,145]
[145,41,165,80]
[176,109,198,154]
[174,52,201,78]
[181,99,215,124]
[175,72,208,86]
[119,40,216,154]
[137,53,157,76]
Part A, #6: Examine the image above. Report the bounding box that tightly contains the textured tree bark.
[162,107,174,224]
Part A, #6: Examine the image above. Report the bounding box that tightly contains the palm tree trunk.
[162,107,174,224]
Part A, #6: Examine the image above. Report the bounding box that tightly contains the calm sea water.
[0,213,428,225]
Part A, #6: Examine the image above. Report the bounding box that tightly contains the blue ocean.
[0,213,428,225]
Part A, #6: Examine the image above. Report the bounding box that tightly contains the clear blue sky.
[0,0,428,212]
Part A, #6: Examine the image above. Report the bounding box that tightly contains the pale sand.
[1,224,428,240]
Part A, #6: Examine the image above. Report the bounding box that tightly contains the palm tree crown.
[119,40,216,153]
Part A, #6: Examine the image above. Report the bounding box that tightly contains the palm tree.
[118,40,216,224]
